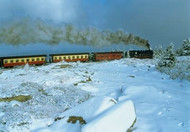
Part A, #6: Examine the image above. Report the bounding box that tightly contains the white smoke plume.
[0,18,150,49]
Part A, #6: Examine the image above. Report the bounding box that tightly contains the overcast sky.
[0,0,189,53]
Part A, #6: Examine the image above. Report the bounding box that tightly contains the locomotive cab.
[128,50,153,59]
[0,58,2,67]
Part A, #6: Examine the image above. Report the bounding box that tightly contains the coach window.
[68,56,70,59]
[16,59,19,63]
[41,58,44,61]
[21,59,24,62]
[10,60,14,63]
[81,56,83,59]
[32,59,35,61]
[59,57,62,60]
[26,59,30,62]
[72,56,75,59]
[37,58,39,61]
[4,60,8,63]
[77,56,79,59]
[85,56,87,58]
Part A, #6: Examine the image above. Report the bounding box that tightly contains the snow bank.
[59,96,117,122]
[35,97,136,132]
[34,96,117,132]
[82,100,136,132]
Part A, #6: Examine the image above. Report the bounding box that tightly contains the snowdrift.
[35,96,136,132]
[82,100,136,132]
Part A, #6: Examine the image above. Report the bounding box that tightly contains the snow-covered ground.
[0,58,189,132]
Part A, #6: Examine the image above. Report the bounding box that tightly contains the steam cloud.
[0,18,150,49]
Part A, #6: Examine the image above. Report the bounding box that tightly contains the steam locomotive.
[0,50,153,68]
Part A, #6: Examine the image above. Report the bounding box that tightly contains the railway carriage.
[1,55,46,68]
[93,52,123,61]
[50,53,90,63]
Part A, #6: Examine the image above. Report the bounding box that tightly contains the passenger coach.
[0,55,46,68]
[50,53,90,63]
[92,52,123,61]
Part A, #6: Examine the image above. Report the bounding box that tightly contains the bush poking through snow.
[67,116,86,125]
[0,95,32,102]
[52,64,72,69]
[54,117,65,122]
[74,76,92,86]
[127,118,137,132]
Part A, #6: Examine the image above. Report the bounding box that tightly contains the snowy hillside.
[0,58,189,132]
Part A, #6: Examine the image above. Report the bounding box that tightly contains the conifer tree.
[181,38,190,56]
[157,43,176,68]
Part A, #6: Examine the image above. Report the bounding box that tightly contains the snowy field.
[0,58,189,132]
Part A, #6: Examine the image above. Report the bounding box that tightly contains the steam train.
[0,50,153,68]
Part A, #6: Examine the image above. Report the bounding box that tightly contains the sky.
[0,0,189,56]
